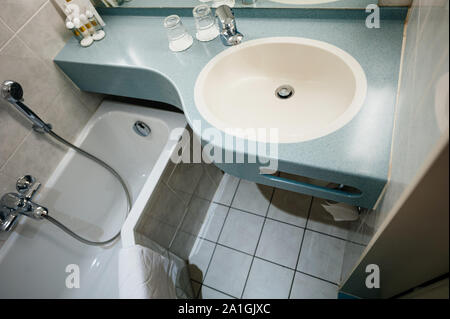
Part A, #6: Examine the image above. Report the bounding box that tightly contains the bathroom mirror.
[92,0,383,9]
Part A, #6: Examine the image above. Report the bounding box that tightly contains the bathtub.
[0,100,186,298]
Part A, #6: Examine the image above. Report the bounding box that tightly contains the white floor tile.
[204,245,253,298]
[255,219,304,269]
[242,258,294,299]
[267,189,311,227]
[187,238,216,283]
[290,272,338,299]
[218,209,265,254]
[307,198,353,240]
[297,230,346,284]
[231,180,273,216]
[199,285,235,299]
[212,174,240,206]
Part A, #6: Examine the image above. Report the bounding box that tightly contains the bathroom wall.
[134,132,226,284]
[0,1,103,248]
[340,0,449,286]
[135,130,224,256]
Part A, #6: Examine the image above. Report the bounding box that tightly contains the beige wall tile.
[0,19,13,48]
[0,104,30,169]
[17,1,103,113]
[43,85,92,143]
[0,0,47,32]
[1,130,66,185]
[0,171,16,194]
[0,0,101,250]
[18,1,70,65]
[0,36,62,115]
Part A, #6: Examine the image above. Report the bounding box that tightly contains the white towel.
[118,244,178,299]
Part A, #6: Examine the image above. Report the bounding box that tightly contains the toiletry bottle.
[74,18,94,47]
[65,21,84,42]
[85,10,106,41]
[86,10,102,32]
[79,14,95,36]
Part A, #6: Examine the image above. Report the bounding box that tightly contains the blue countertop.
[55,8,406,208]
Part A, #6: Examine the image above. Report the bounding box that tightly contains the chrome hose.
[43,130,132,246]
[1,80,131,246]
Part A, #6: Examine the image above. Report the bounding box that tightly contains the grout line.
[228,196,366,245]
[190,203,366,296]
[14,0,49,36]
[296,270,340,286]
[199,203,367,247]
[0,130,33,173]
[197,282,238,299]
[0,17,15,52]
[200,238,342,289]
[239,187,275,299]
[0,0,49,52]
[304,228,367,247]
[191,180,366,298]
[0,31,15,53]
[288,197,314,298]
[196,179,242,299]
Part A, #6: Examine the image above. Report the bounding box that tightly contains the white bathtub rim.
[120,136,186,248]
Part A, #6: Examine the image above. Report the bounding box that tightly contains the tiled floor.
[182,174,365,299]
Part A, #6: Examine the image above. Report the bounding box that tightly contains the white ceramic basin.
[194,37,367,143]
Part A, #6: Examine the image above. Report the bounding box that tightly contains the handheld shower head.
[2,80,24,102]
[1,80,52,133]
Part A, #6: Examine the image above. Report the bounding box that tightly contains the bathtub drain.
[133,121,151,137]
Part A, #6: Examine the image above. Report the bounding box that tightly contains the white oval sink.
[194,37,367,143]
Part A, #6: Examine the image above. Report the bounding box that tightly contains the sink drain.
[133,121,151,137]
[275,85,295,99]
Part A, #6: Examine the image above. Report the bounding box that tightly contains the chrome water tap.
[215,5,243,46]
[0,175,48,232]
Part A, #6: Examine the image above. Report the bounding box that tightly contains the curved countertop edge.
[54,8,407,208]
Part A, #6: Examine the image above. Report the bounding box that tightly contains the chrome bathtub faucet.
[0,175,48,232]
[215,5,243,46]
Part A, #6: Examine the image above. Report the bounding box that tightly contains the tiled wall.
[135,139,224,257]
[0,1,102,247]
[341,0,449,284]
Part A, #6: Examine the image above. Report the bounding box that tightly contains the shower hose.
[41,130,132,246]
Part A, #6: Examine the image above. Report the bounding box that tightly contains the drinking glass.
[164,15,193,52]
[193,4,219,42]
